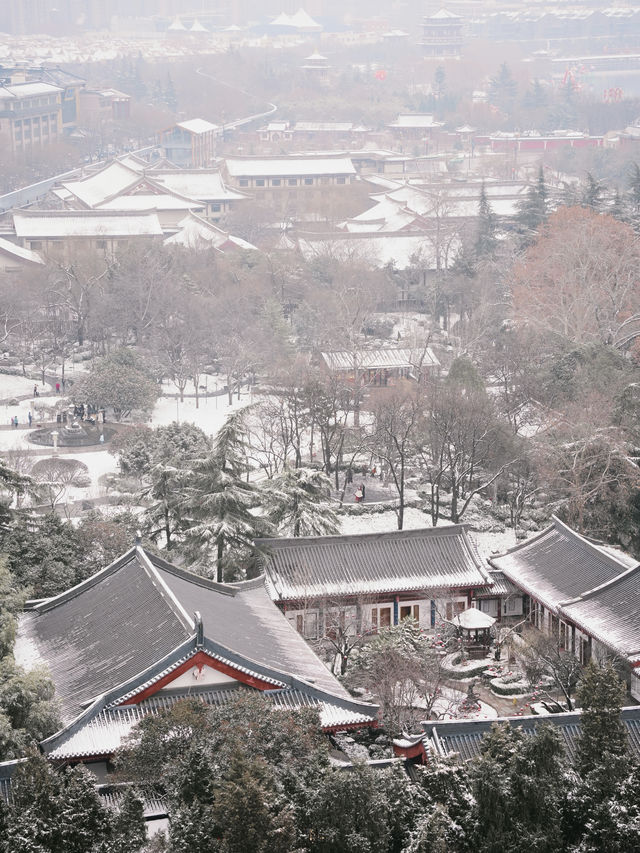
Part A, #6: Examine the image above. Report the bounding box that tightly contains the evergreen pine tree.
[181,411,272,581]
[581,172,604,211]
[58,765,111,853]
[168,747,219,853]
[609,186,628,222]
[164,72,177,113]
[475,182,498,259]
[108,788,147,852]
[576,661,628,777]
[514,166,549,245]
[5,749,65,852]
[488,63,518,116]
[265,467,339,537]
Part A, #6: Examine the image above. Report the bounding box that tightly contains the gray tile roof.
[150,554,349,699]
[561,564,640,663]
[258,526,490,602]
[473,570,522,598]
[18,549,191,723]
[489,517,638,612]
[18,547,377,761]
[45,683,376,760]
[424,706,640,762]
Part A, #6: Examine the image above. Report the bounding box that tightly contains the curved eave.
[40,632,378,758]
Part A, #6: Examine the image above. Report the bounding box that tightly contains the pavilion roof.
[320,347,439,372]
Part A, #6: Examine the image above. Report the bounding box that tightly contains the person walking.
[33,384,39,397]
[28,411,32,427]
[354,487,363,503]
[55,382,60,394]
[12,415,18,428]
[360,483,366,500]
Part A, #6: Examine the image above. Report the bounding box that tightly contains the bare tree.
[370,383,422,530]
[517,630,583,711]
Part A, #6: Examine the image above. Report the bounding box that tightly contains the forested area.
[0,662,637,853]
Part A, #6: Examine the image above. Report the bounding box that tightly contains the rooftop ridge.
[28,546,138,612]
[144,549,238,596]
[136,546,194,631]
[550,515,637,574]
[256,524,472,547]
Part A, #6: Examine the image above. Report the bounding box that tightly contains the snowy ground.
[0,374,45,399]
[0,370,527,557]
[151,388,253,435]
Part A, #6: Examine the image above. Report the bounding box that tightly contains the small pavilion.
[450,607,495,657]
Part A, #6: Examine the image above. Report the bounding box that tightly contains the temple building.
[258,526,495,639]
[490,516,640,701]
[9,546,377,781]
[421,9,464,58]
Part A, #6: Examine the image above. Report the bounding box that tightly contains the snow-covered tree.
[265,467,339,537]
[181,411,272,580]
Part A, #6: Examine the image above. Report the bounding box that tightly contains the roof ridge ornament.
[195,611,204,648]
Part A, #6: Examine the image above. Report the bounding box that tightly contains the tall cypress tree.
[576,661,628,777]
[475,181,498,259]
[514,166,549,245]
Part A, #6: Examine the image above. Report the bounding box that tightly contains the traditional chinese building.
[421,9,464,58]
[393,706,640,764]
[258,526,492,639]
[320,347,440,387]
[10,546,376,781]
[489,516,640,700]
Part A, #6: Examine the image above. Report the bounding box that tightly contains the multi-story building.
[421,8,464,58]
[0,81,63,156]
[160,119,219,168]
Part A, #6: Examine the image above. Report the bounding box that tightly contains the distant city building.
[0,81,63,156]
[78,88,131,127]
[421,8,464,58]
[223,155,356,191]
[160,119,219,168]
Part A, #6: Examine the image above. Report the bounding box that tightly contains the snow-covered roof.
[61,161,141,208]
[271,9,321,29]
[289,8,322,28]
[426,8,462,20]
[97,194,203,212]
[389,114,444,129]
[13,210,163,239]
[424,706,640,762]
[321,347,439,372]
[450,607,496,630]
[0,81,62,98]
[164,212,257,252]
[176,118,219,134]
[45,686,373,760]
[151,171,249,202]
[226,157,356,178]
[490,516,639,614]
[0,236,44,265]
[190,19,208,32]
[259,526,489,601]
[167,16,186,30]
